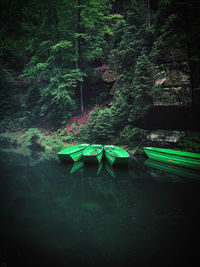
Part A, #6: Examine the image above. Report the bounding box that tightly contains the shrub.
[179,131,200,153]
[0,113,32,132]
[40,134,64,151]
[74,125,89,142]
[118,125,147,146]
[15,128,65,151]
[0,133,17,147]
[21,128,42,148]
[88,107,115,141]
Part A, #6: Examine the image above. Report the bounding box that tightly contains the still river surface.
[0,148,200,267]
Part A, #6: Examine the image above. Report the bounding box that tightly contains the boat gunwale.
[83,145,103,157]
[104,145,130,159]
[85,153,102,157]
[58,144,89,156]
[144,147,200,160]
[105,150,129,159]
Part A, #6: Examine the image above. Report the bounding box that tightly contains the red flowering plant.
[65,108,94,140]
[94,64,109,72]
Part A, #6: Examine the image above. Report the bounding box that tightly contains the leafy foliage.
[129,50,153,121]
[38,69,82,124]
[88,107,115,141]
[0,59,15,119]
[118,125,148,146]
[21,128,42,148]
[15,128,64,151]
[179,131,200,153]
[0,132,17,147]
[1,0,200,150]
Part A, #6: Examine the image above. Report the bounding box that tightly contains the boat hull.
[58,150,83,162]
[104,145,130,166]
[144,147,200,170]
[58,144,89,162]
[83,144,103,164]
[83,153,103,163]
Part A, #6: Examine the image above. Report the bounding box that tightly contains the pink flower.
[65,108,94,134]
[94,64,109,72]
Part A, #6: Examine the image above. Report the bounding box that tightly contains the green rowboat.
[144,147,200,170]
[83,144,103,163]
[58,144,89,162]
[145,159,200,180]
[104,145,130,165]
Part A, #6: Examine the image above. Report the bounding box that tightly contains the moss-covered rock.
[146,130,185,147]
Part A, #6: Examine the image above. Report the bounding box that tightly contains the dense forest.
[1,0,200,153]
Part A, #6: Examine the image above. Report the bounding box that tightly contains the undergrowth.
[178,131,200,153]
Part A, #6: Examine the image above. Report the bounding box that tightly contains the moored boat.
[144,147,200,170]
[104,145,130,166]
[58,144,89,162]
[83,144,103,163]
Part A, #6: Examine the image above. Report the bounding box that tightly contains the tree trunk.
[76,0,84,113]
[22,39,27,85]
[80,83,84,113]
[53,5,59,41]
[75,37,78,69]
[146,0,150,27]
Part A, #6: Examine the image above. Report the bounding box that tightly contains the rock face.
[146,130,185,147]
[153,61,192,106]
[102,70,118,83]
[110,80,119,95]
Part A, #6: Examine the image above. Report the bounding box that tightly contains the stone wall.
[153,61,192,106]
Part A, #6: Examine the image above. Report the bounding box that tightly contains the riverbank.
[1,111,200,155]
[1,126,200,158]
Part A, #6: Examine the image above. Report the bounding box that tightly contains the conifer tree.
[130,50,153,121]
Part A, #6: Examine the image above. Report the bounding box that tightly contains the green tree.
[129,49,153,121]
[88,107,115,141]
[18,0,117,124]
[0,58,15,119]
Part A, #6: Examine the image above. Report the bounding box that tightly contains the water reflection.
[105,161,130,180]
[70,160,84,174]
[105,161,115,178]
[65,159,130,179]
[145,159,200,180]
[1,150,200,266]
[83,161,103,176]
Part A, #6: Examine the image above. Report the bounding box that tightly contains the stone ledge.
[146,130,185,146]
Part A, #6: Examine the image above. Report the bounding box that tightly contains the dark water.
[0,149,200,267]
